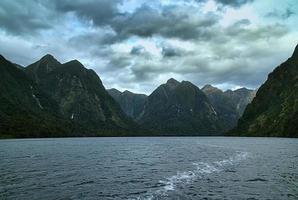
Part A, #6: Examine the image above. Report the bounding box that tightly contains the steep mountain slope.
[202,85,239,130]
[137,78,223,135]
[202,85,255,130]
[108,88,147,120]
[0,55,72,138]
[230,44,298,137]
[224,88,256,116]
[25,55,137,134]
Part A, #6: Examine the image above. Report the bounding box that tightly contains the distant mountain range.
[0,44,297,138]
[109,78,255,135]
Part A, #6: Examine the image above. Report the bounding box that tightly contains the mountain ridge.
[0,54,140,138]
[229,44,298,137]
[1,45,297,138]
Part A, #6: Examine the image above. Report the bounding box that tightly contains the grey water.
[0,137,297,200]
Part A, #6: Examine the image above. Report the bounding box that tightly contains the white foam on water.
[133,151,250,200]
[159,171,196,192]
[196,142,247,152]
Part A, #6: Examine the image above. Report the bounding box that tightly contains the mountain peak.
[166,78,180,89]
[108,88,121,93]
[25,54,61,78]
[39,54,60,64]
[292,43,298,59]
[166,78,179,84]
[65,59,85,67]
[0,54,6,60]
[202,84,222,93]
[123,90,133,95]
[234,87,249,92]
[41,54,55,59]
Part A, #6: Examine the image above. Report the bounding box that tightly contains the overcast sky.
[0,0,297,94]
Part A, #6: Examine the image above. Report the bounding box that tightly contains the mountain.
[224,88,256,116]
[0,54,139,138]
[202,85,239,131]
[202,85,256,131]
[0,55,73,138]
[25,55,137,135]
[137,78,223,135]
[230,44,298,137]
[107,88,147,120]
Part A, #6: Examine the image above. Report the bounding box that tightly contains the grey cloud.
[68,28,118,47]
[225,23,288,42]
[110,5,219,40]
[233,19,251,27]
[105,55,131,71]
[214,0,254,7]
[162,48,179,57]
[265,8,295,20]
[162,47,182,58]
[0,0,296,95]
[130,46,145,55]
[0,0,55,35]
[54,0,122,26]
[53,1,219,41]
[1,0,219,41]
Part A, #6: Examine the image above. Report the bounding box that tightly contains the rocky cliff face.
[0,54,138,138]
[230,44,298,137]
[0,55,73,137]
[202,85,256,131]
[108,88,147,120]
[137,78,223,135]
[25,55,136,133]
[224,88,256,116]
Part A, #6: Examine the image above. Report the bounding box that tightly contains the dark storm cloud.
[0,0,218,40]
[214,0,254,7]
[51,1,219,41]
[0,0,55,35]
[54,0,122,25]
[111,5,219,40]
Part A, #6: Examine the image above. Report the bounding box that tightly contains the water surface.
[0,137,297,199]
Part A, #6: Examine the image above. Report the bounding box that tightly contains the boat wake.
[133,151,250,200]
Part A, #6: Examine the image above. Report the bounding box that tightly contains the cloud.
[215,0,254,7]
[0,0,297,95]
[130,46,145,55]
[0,0,55,35]
[266,8,295,20]
[162,47,180,58]
[54,0,122,26]
[52,1,220,41]
[112,5,219,40]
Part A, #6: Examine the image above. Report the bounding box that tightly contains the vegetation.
[229,44,298,137]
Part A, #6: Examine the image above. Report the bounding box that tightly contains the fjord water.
[0,137,297,200]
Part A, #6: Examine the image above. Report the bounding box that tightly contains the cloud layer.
[0,0,297,94]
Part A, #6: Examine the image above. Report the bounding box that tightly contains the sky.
[0,0,297,94]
